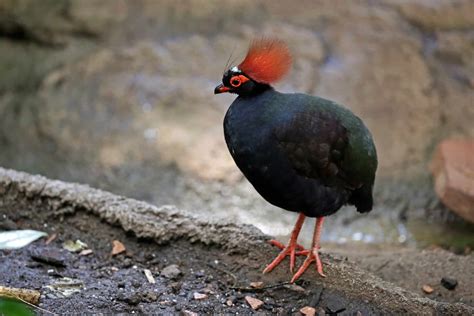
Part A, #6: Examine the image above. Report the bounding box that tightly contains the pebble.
[121,258,133,268]
[143,291,159,302]
[300,306,316,316]
[161,264,182,279]
[441,277,458,290]
[169,282,182,293]
[245,296,264,310]
[79,249,93,256]
[193,292,208,300]
[194,270,205,278]
[250,281,264,289]
[422,285,434,294]
[117,292,142,305]
[284,284,306,293]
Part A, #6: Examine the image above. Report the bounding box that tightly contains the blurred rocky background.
[0,0,473,251]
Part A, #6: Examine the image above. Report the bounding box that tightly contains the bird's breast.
[224,101,277,177]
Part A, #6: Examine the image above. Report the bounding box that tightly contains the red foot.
[263,239,309,273]
[268,239,309,256]
[290,249,326,283]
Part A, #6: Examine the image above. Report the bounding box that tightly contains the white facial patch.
[231,66,240,73]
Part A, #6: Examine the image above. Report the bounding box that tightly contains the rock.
[142,291,160,302]
[30,248,68,267]
[393,0,474,31]
[79,249,93,256]
[300,306,316,316]
[250,281,264,289]
[245,296,264,310]
[193,292,207,300]
[422,285,434,294]
[0,217,17,230]
[441,277,458,290]
[284,283,307,293]
[116,292,142,305]
[430,139,474,223]
[160,264,182,279]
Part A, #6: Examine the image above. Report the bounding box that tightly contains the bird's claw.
[290,249,326,283]
[263,239,310,274]
[268,239,306,251]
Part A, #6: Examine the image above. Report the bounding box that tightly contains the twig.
[230,282,291,292]
[45,233,57,245]
[15,297,58,316]
[376,260,390,272]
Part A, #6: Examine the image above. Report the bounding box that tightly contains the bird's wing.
[274,110,360,189]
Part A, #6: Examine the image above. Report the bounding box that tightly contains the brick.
[430,139,474,223]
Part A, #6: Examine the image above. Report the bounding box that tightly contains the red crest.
[238,38,292,84]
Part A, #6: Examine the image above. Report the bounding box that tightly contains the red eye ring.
[230,76,241,87]
[229,75,249,88]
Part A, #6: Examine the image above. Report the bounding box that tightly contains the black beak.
[214,84,230,94]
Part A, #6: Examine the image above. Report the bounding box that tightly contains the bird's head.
[214,38,292,97]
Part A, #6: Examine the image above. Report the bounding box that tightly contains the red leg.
[263,213,306,273]
[291,217,326,283]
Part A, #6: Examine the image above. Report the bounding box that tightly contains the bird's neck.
[238,84,273,98]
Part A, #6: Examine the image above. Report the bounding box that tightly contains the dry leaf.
[45,277,84,297]
[144,269,155,284]
[0,230,47,250]
[63,240,88,252]
[111,240,126,256]
[245,296,264,310]
[0,286,41,305]
[250,281,264,289]
[422,284,434,294]
[300,306,316,316]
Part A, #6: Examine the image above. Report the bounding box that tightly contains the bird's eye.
[230,76,242,87]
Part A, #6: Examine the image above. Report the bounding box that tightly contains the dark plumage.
[215,39,377,282]
[224,89,377,218]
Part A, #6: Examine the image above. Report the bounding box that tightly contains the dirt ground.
[1,168,473,315]
[2,212,329,314]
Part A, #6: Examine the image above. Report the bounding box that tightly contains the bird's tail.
[349,184,373,213]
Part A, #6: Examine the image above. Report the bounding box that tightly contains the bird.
[214,38,377,283]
